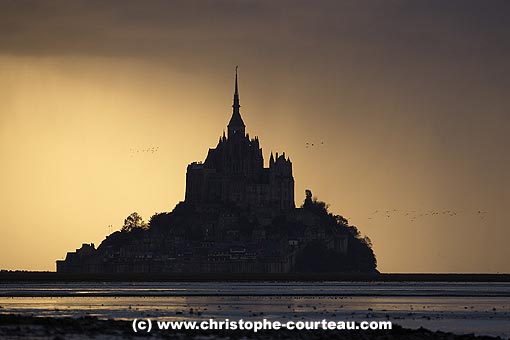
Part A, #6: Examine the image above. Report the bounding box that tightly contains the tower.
[185,68,294,211]
[227,66,245,139]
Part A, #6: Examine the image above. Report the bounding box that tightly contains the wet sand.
[0,314,502,340]
[1,272,510,282]
[1,279,508,339]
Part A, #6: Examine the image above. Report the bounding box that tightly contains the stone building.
[54,69,371,275]
[185,68,295,211]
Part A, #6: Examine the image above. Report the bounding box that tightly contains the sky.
[0,0,509,273]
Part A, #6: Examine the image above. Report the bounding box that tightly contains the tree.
[121,212,147,232]
[148,212,172,232]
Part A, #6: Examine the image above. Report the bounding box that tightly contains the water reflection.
[0,282,509,338]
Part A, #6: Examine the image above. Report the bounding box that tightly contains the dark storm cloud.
[0,0,273,58]
[1,0,510,62]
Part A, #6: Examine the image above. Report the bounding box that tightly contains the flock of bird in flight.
[129,140,325,155]
[129,141,324,155]
[129,146,159,156]
[305,141,325,149]
[126,143,489,226]
[367,209,489,222]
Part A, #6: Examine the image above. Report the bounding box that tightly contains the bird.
[130,146,159,155]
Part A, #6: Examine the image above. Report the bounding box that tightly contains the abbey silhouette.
[56,69,377,274]
[186,67,294,211]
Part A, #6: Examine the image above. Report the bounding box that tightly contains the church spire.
[227,66,245,138]
[234,66,239,105]
[232,65,241,115]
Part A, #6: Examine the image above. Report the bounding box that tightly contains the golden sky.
[1,1,509,272]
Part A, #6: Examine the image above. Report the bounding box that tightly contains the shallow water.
[0,282,509,338]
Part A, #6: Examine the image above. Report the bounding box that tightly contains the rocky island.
[57,70,377,274]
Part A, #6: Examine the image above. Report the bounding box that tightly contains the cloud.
[1,0,509,61]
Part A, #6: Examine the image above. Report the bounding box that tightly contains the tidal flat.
[0,281,509,339]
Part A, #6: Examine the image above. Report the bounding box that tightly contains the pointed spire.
[232,65,240,113]
[270,152,275,167]
[235,65,239,95]
[228,65,245,138]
